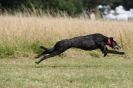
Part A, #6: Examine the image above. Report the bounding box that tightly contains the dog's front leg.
[103,46,108,57]
[99,43,108,57]
[107,50,125,55]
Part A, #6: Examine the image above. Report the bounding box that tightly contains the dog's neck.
[106,38,112,46]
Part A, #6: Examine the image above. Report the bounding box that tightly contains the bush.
[0,0,84,16]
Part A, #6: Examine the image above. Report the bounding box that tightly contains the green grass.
[0,40,42,58]
[0,54,133,88]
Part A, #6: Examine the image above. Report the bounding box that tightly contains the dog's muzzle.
[113,45,121,50]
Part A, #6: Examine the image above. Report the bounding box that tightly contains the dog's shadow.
[35,64,100,68]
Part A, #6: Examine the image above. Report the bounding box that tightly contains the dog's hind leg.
[35,51,47,58]
[35,47,68,64]
[35,47,55,58]
[35,51,60,64]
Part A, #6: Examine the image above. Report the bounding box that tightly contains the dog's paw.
[104,53,107,57]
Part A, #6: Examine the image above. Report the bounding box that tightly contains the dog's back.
[69,33,107,50]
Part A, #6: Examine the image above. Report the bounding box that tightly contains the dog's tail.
[40,46,55,53]
[40,46,48,51]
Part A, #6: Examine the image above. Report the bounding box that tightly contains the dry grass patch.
[0,15,133,57]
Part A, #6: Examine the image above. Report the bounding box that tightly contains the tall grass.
[0,15,133,58]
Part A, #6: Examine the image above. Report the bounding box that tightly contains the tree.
[0,0,133,16]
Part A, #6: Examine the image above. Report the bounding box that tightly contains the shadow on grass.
[35,64,101,68]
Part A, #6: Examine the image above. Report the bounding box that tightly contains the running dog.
[35,33,124,64]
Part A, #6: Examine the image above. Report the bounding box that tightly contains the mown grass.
[0,15,133,58]
[0,15,133,88]
[0,55,133,88]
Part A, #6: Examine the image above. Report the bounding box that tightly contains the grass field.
[0,15,133,88]
[0,15,133,57]
[0,55,133,88]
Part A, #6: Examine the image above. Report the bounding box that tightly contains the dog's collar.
[107,38,112,46]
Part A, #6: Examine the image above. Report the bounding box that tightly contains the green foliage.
[0,46,15,58]
[0,0,84,16]
[30,42,43,54]
[0,40,42,58]
[0,0,133,16]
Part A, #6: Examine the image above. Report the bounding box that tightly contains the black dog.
[35,33,124,64]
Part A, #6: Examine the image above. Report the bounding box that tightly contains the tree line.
[0,0,133,16]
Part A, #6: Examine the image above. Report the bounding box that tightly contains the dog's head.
[106,37,121,50]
